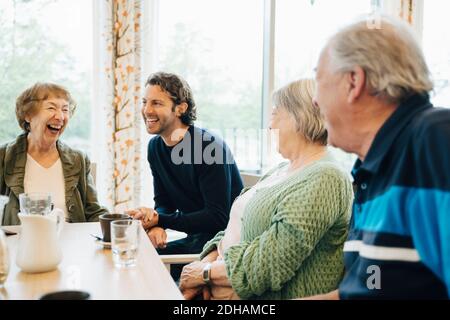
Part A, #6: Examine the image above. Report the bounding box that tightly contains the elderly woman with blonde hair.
[179,79,353,300]
[0,82,108,225]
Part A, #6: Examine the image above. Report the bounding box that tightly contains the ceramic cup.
[99,213,131,242]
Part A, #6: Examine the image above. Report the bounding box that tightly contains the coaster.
[95,239,111,249]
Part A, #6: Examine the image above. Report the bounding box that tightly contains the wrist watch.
[202,262,212,285]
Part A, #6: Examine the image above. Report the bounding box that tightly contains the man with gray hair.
[310,17,450,299]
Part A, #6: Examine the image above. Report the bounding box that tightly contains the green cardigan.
[201,155,353,299]
[0,133,108,225]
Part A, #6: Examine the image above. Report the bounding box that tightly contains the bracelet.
[202,262,212,285]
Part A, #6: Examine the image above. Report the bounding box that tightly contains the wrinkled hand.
[147,227,167,249]
[126,207,158,230]
[202,286,211,300]
[182,286,202,300]
[181,285,212,300]
[201,250,218,263]
[179,261,206,291]
[181,285,211,300]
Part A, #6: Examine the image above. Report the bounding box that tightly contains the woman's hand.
[202,286,211,300]
[180,261,207,291]
[201,250,219,263]
[181,285,212,300]
[181,286,202,300]
[126,207,158,230]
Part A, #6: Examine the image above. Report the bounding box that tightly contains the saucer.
[1,225,21,235]
[95,239,111,249]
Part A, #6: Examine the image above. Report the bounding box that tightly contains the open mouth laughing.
[47,124,63,134]
[146,117,159,128]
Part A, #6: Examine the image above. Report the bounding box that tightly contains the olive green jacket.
[0,133,108,225]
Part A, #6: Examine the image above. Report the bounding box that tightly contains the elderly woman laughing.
[0,82,108,225]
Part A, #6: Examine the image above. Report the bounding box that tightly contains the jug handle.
[50,208,65,236]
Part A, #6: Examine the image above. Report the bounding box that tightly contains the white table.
[1,223,183,300]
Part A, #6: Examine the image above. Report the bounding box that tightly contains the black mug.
[40,290,91,300]
[99,213,131,242]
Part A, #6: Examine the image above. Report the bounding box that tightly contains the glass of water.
[19,193,52,215]
[111,220,141,268]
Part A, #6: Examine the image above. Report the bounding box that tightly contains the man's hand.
[147,227,167,249]
[126,207,158,230]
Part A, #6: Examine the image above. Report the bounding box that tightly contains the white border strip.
[344,240,421,262]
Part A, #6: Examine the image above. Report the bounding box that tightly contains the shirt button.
[361,183,368,190]
[68,204,75,212]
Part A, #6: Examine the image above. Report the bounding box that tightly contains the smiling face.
[26,97,70,146]
[141,85,185,137]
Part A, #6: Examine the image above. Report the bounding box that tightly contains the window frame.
[133,0,426,175]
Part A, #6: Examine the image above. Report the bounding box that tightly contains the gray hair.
[327,16,433,104]
[272,79,327,146]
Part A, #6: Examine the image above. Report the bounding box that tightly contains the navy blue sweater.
[147,126,243,236]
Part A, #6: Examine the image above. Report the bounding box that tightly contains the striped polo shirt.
[339,94,450,299]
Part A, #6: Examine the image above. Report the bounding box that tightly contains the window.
[274,0,374,88]
[142,0,375,175]
[274,0,374,172]
[0,0,93,154]
[143,0,264,173]
[423,0,450,108]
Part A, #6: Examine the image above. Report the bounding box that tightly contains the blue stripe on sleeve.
[355,187,410,236]
[355,186,450,296]
[407,188,450,296]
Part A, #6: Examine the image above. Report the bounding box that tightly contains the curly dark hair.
[145,72,197,125]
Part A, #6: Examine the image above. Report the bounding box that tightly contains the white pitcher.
[16,209,65,273]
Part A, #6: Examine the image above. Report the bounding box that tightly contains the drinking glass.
[111,220,141,268]
[19,193,52,215]
[0,230,9,287]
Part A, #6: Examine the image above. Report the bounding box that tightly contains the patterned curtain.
[396,0,423,41]
[380,0,422,40]
[398,0,415,25]
[98,0,143,212]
